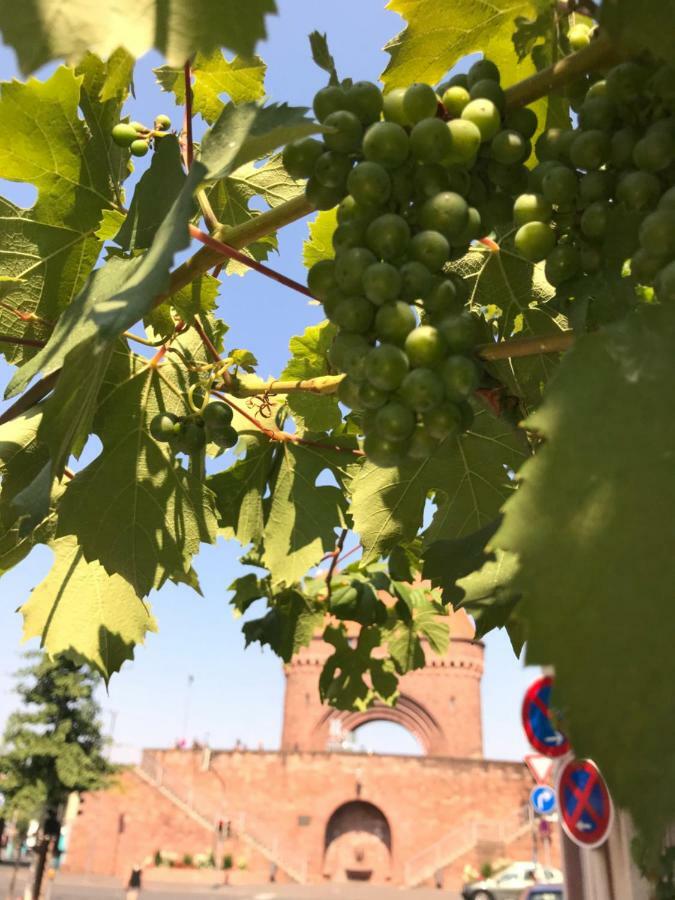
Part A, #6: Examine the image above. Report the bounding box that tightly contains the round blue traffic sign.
[556,758,613,849]
[522,675,570,758]
[530,784,556,816]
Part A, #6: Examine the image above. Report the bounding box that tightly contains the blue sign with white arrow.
[530,784,557,816]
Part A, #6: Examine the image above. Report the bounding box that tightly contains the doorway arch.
[323,800,392,883]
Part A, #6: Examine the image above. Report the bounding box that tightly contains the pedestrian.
[126,862,142,900]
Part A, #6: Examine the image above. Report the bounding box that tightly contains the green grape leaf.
[242,589,324,662]
[602,0,675,61]
[0,0,277,76]
[280,321,340,432]
[422,518,501,606]
[200,102,319,181]
[493,303,675,852]
[146,275,220,340]
[228,573,267,616]
[453,549,522,652]
[155,52,267,124]
[320,624,399,710]
[386,582,449,673]
[114,136,186,252]
[56,348,218,596]
[20,535,157,683]
[381,0,543,91]
[308,32,339,86]
[208,435,274,546]
[261,439,359,586]
[303,209,338,269]
[350,404,528,564]
[0,406,49,525]
[208,155,304,275]
[451,245,562,413]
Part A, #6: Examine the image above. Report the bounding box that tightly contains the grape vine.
[0,0,673,865]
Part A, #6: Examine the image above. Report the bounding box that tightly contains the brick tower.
[281,608,484,758]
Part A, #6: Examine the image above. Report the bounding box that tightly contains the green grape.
[545,245,581,286]
[514,221,556,262]
[391,167,415,206]
[586,79,608,100]
[306,177,344,210]
[154,113,172,130]
[282,137,324,178]
[314,151,352,188]
[404,325,446,368]
[568,23,591,49]
[616,171,662,211]
[333,296,375,333]
[505,106,538,140]
[403,83,439,123]
[441,356,479,401]
[423,402,462,440]
[409,230,450,272]
[535,128,565,162]
[469,79,506,114]
[605,62,648,106]
[203,401,233,432]
[174,421,207,454]
[448,73,470,89]
[399,261,434,301]
[363,262,401,305]
[513,193,552,226]
[445,166,472,196]
[419,191,469,240]
[400,368,445,412]
[112,123,140,147]
[366,213,411,260]
[570,129,610,170]
[450,205,483,246]
[461,99,501,142]
[344,80,383,124]
[528,160,559,192]
[467,173,488,207]
[212,425,239,451]
[486,161,528,195]
[363,432,408,467]
[444,119,482,166]
[375,301,417,344]
[375,400,416,441]
[414,164,450,199]
[365,344,409,391]
[313,85,347,121]
[580,244,602,273]
[335,247,377,293]
[467,58,501,87]
[578,97,616,132]
[308,259,337,299]
[631,248,667,283]
[347,161,392,208]
[359,381,390,409]
[337,194,373,225]
[363,121,410,168]
[323,110,363,153]
[150,413,179,442]
[610,127,639,169]
[332,219,367,251]
[579,170,614,205]
[438,312,479,353]
[655,260,675,302]
[638,209,675,257]
[580,202,609,240]
[633,130,674,173]
[408,425,440,459]
[658,186,675,211]
[426,279,462,317]
[490,130,529,165]
[130,139,149,157]
[458,400,475,430]
[410,117,453,163]
[129,121,146,132]
[442,85,470,117]
[382,87,411,126]
[330,332,371,376]
[542,166,578,205]
[337,375,364,409]
[478,190,512,232]
[323,286,347,319]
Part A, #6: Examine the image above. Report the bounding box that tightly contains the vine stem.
[477,332,575,360]
[325,528,348,598]
[0,334,46,349]
[182,61,194,169]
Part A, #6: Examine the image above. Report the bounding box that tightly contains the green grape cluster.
[111,113,172,158]
[282,60,540,467]
[512,57,675,301]
[149,401,238,454]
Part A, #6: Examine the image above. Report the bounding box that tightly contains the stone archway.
[323,800,392,883]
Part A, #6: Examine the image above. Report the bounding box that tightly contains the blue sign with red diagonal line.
[521,675,570,757]
[557,758,614,849]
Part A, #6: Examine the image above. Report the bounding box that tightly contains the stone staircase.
[136,756,308,883]
[403,804,531,887]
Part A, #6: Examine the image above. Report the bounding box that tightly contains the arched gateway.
[323,800,392,882]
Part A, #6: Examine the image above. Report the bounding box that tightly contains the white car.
[462,862,564,900]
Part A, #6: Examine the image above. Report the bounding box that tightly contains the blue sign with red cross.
[521,675,570,758]
[557,758,614,849]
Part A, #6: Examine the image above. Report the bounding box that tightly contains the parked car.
[462,862,564,900]
[520,886,564,900]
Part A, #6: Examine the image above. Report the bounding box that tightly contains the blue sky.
[0,1,538,761]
